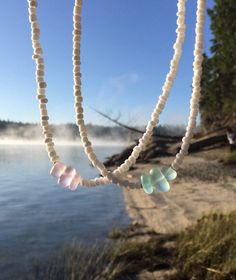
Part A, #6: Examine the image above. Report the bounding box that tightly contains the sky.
[0,0,214,126]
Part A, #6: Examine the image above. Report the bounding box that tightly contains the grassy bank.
[172,212,236,280]
[32,212,236,280]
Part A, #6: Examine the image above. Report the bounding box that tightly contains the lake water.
[0,145,131,279]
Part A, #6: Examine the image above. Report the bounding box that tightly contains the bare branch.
[90,106,182,140]
[90,106,144,134]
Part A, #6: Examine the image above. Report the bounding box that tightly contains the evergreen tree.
[200,0,236,132]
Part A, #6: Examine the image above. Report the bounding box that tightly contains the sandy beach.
[123,151,236,234]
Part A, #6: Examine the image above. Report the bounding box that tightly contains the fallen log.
[169,133,228,154]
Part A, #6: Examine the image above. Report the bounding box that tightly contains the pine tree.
[200,0,236,132]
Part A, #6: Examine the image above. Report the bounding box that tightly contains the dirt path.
[123,154,236,233]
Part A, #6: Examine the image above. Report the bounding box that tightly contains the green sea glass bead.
[162,167,177,181]
[141,174,153,194]
[149,168,170,192]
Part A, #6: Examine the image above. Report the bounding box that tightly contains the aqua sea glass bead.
[141,174,154,194]
[149,168,170,192]
[162,167,177,181]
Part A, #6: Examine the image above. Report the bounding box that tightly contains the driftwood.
[92,107,230,167]
[169,132,228,154]
[188,134,227,152]
[104,140,172,168]
[104,131,229,168]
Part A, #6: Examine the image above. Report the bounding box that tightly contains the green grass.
[108,228,125,239]
[31,212,236,280]
[108,223,157,240]
[32,242,112,280]
[107,233,177,278]
[31,234,176,280]
[171,212,236,280]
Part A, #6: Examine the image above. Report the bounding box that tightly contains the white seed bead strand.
[28,0,60,164]
[72,1,135,188]
[171,0,206,171]
[73,0,187,187]
[72,1,112,181]
[113,0,187,174]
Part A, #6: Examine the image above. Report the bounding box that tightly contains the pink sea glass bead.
[50,162,66,179]
[69,173,82,191]
[58,174,74,188]
[58,166,76,188]
[64,166,76,177]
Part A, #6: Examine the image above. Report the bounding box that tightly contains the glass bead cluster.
[141,167,177,194]
[50,162,82,191]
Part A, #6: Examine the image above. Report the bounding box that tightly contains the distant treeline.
[0,120,186,142]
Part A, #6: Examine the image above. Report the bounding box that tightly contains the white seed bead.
[28,8,36,15]
[113,170,122,177]
[37,77,44,82]
[41,109,47,116]
[133,146,141,153]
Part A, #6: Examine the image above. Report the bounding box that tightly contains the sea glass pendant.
[150,168,170,192]
[141,174,154,194]
[69,173,82,191]
[140,165,177,195]
[58,166,76,188]
[50,162,82,191]
[50,162,66,178]
[162,166,177,181]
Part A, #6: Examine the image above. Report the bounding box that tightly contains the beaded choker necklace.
[27,0,206,194]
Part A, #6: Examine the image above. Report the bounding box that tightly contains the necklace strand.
[172,0,206,170]
[27,0,205,190]
[71,0,205,186]
[71,0,187,188]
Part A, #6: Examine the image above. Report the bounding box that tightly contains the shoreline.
[122,152,236,234]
